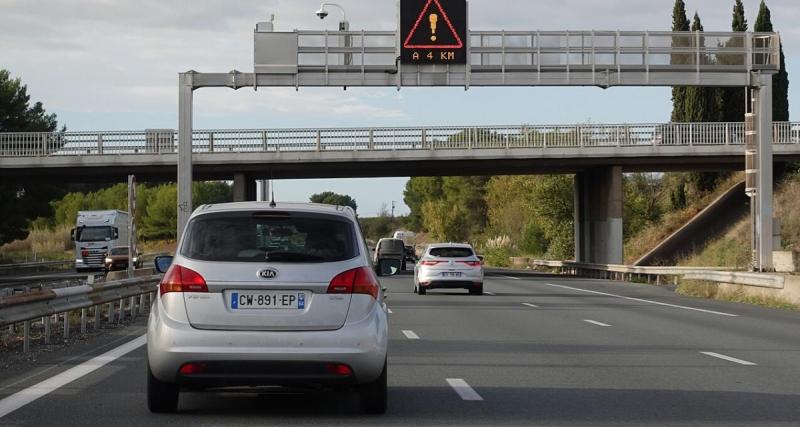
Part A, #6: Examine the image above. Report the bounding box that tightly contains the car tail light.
[325,363,353,376]
[327,267,380,299]
[459,261,482,267]
[420,260,442,266]
[160,265,208,296]
[179,362,207,375]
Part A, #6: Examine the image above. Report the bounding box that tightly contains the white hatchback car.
[147,202,392,414]
[414,243,484,295]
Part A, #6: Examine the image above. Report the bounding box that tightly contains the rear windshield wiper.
[265,252,326,262]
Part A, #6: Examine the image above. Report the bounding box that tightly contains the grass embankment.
[670,173,800,311]
[624,173,745,265]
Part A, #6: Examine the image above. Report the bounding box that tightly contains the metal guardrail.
[0,260,73,275]
[1,122,799,158]
[0,274,161,353]
[532,260,784,289]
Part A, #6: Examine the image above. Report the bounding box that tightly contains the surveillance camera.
[315,8,329,19]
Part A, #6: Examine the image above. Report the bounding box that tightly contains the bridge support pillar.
[233,173,257,202]
[574,166,624,264]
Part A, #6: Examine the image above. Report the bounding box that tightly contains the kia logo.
[258,268,278,280]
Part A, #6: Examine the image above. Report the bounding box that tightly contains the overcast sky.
[2,0,798,216]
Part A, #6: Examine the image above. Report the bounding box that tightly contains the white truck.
[71,210,130,272]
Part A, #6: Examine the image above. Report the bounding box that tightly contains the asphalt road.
[1,271,799,426]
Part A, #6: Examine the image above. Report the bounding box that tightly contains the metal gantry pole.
[177,72,195,241]
[755,73,775,271]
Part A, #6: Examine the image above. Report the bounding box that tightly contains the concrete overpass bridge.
[2,122,799,182]
[3,121,799,266]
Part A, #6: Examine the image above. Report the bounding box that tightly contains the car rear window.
[378,239,404,253]
[429,247,474,258]
[181,212,357,263]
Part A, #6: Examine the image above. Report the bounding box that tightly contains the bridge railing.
[1,122,799,158]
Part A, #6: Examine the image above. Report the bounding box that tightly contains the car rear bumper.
[421,280,482,290]
[147,301,388,387]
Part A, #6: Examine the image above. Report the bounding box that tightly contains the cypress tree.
[719,0,748,123]
[670,0,691,122]
[754,0,790,121]
[683,13,714,123]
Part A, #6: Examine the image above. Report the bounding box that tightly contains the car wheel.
[359,360,387,414]
[147,364,179,413]
[401,261,406,271]
[469,284,483,295]
[417,285,426,295]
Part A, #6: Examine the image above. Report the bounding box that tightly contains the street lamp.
[315,3,351,65]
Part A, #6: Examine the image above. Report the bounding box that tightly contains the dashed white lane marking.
[446,378,484,401]
[0,334,146,418]
[484,291,495,296]
[700,352,757,366]
[402,330,420,340]
[544,283,738,317]
[521,302,539,308]
[498,275,521,280]
[584,319,612,327]
[387,308,393,314]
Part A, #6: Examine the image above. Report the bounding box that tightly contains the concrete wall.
[717,275,800,306]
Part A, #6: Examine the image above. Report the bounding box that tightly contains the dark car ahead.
[104,246,142,272]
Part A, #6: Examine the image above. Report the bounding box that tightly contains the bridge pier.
[233,173,257,202]
[574,166,624,265]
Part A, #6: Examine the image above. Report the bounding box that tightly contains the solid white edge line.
[499,275,521,280]
[0,334,147,419]
[521,302,539,308]
[446,378,483,401]
[484,291,495,295]
[700,352,757,366]
[402,330,420,340]
[545,283,738,317]
[584,319,612,327]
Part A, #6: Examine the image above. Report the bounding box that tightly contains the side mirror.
[375,259,401,277]
[154,256,174,274]
[477,255,485,264]
[70,228,76,241]
[113,227,120,239]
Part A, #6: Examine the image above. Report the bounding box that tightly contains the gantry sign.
[401,0,467,64]
[177,0,780,269]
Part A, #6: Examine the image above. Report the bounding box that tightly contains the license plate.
[230,291,307,310]
[442,272,462,278]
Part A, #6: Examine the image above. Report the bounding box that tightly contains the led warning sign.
[401,0,467,64]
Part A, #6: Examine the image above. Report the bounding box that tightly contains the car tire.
[469,284,483,295]
[417,285,426,295]
[359,360,387,414]
[147,364,179,413]
[401,261,407,271]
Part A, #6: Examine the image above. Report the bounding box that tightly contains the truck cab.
[72,210,130,272]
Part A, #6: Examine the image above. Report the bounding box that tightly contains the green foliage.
[485,175,574,259]
[421,200,469,242]
[719,0,748,123]
[309,191,358,213]
[482,246,513,268]
[403,177,444,231]
[35,182,232,242]
[624,174,664,239]
[140,185,177,240]
[755,0,790,121]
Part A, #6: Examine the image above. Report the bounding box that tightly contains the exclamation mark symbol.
[429,13,438,41]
